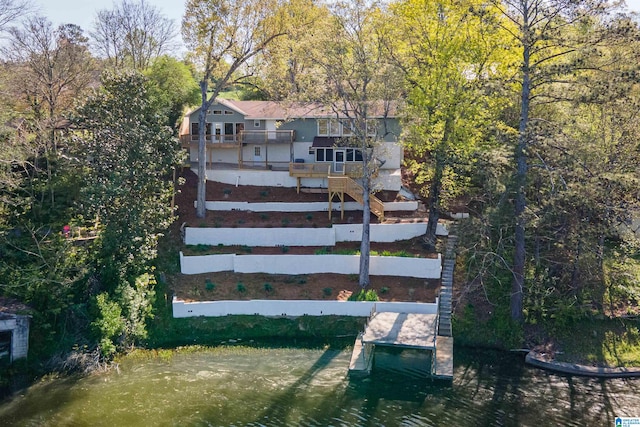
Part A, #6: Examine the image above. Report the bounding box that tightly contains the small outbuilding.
[0,298,31,363]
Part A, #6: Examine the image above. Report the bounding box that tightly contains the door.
[224,122,234,142]
[253,146,262,164]
[334,150,345,173]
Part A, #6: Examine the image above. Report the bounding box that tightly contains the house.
[180,99,403,192]
[0,298,30,364]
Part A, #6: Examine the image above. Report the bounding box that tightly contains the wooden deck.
[434,336,454,379]
[350,311,453,380]
[348,333,374,375]
[361,312,437,349]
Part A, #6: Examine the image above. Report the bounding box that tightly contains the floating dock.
[349,311,453,380]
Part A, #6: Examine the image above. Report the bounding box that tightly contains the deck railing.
[180,130,295,146]
[289,163,332,177]
[240,130,295,144]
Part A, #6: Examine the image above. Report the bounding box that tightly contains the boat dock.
[349,311,453,380]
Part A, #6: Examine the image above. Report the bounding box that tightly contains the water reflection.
[0,346,638,426]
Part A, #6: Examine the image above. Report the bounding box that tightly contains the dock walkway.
[349,311,453,379]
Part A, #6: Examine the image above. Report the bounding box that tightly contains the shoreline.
[525,350,640,378]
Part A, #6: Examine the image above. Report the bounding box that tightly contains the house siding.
[183,99,404,191]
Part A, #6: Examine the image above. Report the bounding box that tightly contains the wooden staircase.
[438,227,457,337]
[327,175,384,221]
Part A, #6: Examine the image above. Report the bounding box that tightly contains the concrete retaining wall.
[180,252,442,279]
[172,297,439,318]
[179,253,235,275]
[185,227,336,247]
[184,222,448,246]
[334,223,448,242]
[202,200,419,213]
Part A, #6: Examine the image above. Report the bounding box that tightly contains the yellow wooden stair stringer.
[328,175,384,221]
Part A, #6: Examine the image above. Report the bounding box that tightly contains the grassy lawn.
[554,317,640,367]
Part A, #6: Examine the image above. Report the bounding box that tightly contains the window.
[346,148,363,162]
[315,148,334,162]
[191,123,199,135]
[325,148,334,161]
[342,121,353,136]
[212,110,222,115]
[254,120,261,128]
[331,119,343,136]
[254,146,261,157]
[317,119,329,136]
[224,110,234,115]
[317,118,342,136]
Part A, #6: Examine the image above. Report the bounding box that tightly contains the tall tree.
[492,0,615,321]
[310,0,400,287]
[2,18,95,147]
[388,0,513,250]
[256,0,331,100]
[71,71,181,355]
[182,0,287,218]
[2,18,95,217]
[91,0,177,70]
[522,16,640,315]
[144,55,200,130]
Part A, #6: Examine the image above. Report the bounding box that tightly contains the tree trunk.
[423,123,450,251]
[511,31,531,323]
[196,81,208,219]
[359,176,371,288]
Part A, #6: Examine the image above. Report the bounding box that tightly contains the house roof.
[311,136,339,148]
[0,297,31,317]
[189,99,398,121]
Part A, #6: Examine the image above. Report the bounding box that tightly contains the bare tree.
[0,0,34,32]
[2,17,96,208]
[91,0,176,70]
[3,17,95,146]
[310,0,400,287]
[182,0,287,218]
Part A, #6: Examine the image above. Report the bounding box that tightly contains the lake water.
[0,345,638,426]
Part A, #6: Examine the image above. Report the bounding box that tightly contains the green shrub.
[380,286,389,294]
[236,282,246,293]
[263,283,273,292]
[281,218,290,227]
[223,188,232,195]
[260,213,269,220]
[306,214,313,221]
[297,276,307,285]
[205,279,215,291]
[281,246,289,253]
[241,245,252,253]
[260,190,269,197]
[323,287,333,296]
[348,289,379,302]
[187,244,211,253]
